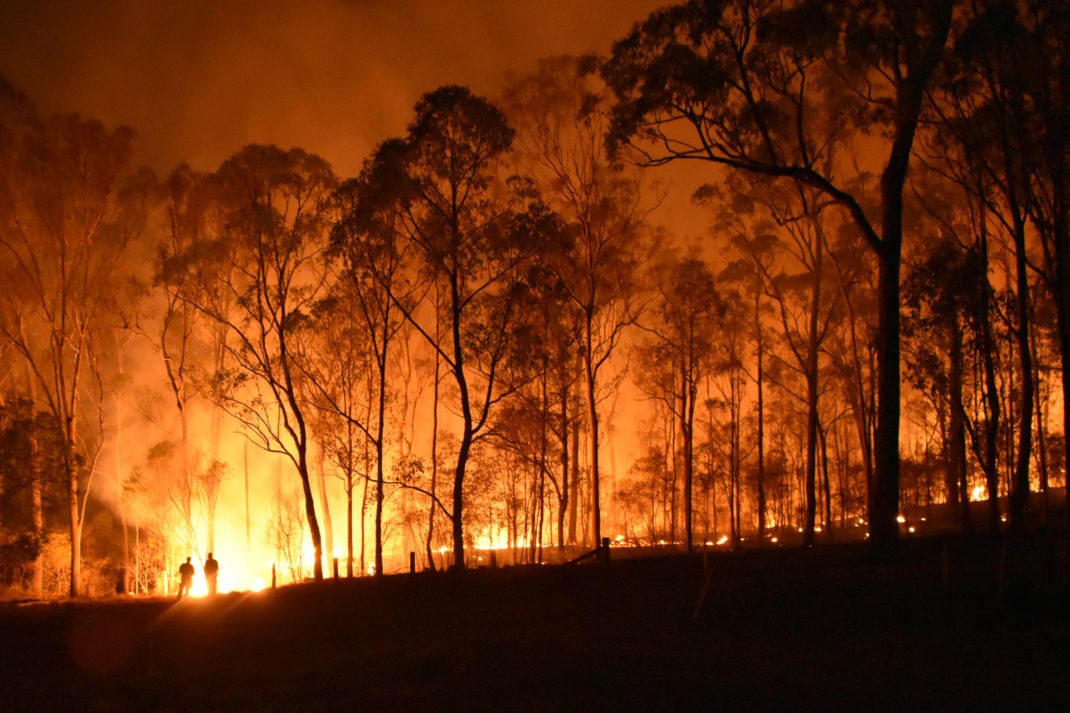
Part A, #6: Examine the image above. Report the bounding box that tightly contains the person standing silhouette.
[204,552,219,596]
[177,557,195,600]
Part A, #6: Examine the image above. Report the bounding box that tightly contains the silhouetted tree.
[903,238,990,532]
[329,167,414,576]
[637,253,721,551]
[358,86,557,569]
[603,0,955,553]
[174,144,336,581]
[505,57,650,547]
[0,95,143,595]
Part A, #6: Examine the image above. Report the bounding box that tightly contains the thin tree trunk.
[819,422,832,540]
[948,317,970,532]
[426,341,440,572]
[584,310,600,548]
[682,359,694,553]
[316,448,333,575]
[569,415,580,544]
[558,374,569,551]
[1031,330,1049,525]
[1008,212,1034,538]
[26,371,43,598]
[66,412,81,597]
[755,294,766,541]
[374,319,389,577]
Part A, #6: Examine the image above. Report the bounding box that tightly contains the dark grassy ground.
[2,535,1068,712]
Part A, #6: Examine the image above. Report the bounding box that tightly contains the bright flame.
[474,533,521,551]
[896,515,906,524]
[716,535,729,546]
[190,573,208,597]
[971,485,987,501]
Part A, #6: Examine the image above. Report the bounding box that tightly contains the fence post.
[410,551,416,574]
[600,537,611,565]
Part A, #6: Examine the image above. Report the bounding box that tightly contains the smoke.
[0,0,665,177]
[2,0,712,584]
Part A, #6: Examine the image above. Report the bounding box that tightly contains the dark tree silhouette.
[603,0,954,552]
[170,144,336,581]
[0,94,142,595]
[356,86,558,569]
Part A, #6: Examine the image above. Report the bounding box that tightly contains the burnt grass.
[2,535,1069,712]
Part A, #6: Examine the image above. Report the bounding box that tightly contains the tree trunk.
[1008,214,1034,538]
[374,352,387,577]
[682,361,695,553]
[803,360,818,545]
[1031,329,1049,525]
[27,371,43,598]
[569,416,580,544]
[948,317,970,532]
[755,294,766,541]
[977,239,1002,535]
[820,422,832,540]
[296,447,323,581]
[869,5,951,556]
[558,375,569,550]
[452,429,472,570]
[426,344,439,572]
[316,448,334,575]
[66,413,81,597]
[584,310,601,548]
[871,192,903,556]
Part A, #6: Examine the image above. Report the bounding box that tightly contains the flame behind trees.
[161,145,337,581]
[4,0,1070,593]
[0,80,145,595]
[636,254,723,552]
[347,86,563,570]
[504,56,652,548]
[602,0,955,553]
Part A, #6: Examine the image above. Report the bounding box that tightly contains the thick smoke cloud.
[0,0,664,176]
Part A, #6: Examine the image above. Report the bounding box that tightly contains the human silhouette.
[177,557,195,600]
[204,552,219,596]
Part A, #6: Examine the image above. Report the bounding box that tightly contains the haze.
[0,0,665,175]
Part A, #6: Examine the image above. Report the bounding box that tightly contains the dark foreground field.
[2,536,1069,712]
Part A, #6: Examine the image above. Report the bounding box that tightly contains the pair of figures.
[176,553,220,599]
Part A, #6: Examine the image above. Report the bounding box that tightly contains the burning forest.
[0,0,1068,609]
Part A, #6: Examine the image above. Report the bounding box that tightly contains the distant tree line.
[0,0,1066,597]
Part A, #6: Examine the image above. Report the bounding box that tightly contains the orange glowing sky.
[0,0,669,177]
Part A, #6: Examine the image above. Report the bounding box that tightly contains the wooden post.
[490,550,497,569]
[271,563,277,589]
[600,537,610,565]
[410,551,416,574]
[333,557,339,579]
